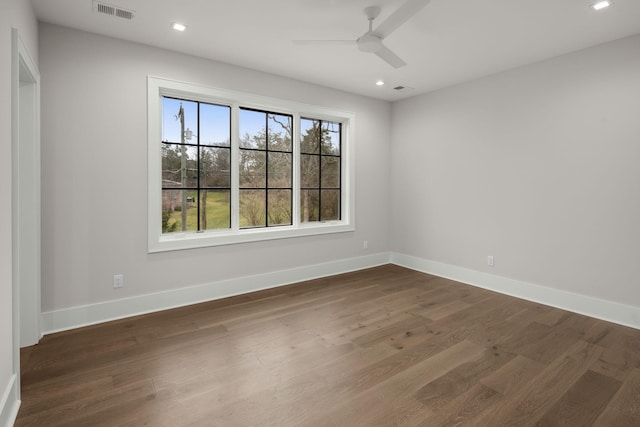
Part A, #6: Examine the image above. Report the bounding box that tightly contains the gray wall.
[31,17,640,341]
[39,23,391,313]
[391,34,640,306]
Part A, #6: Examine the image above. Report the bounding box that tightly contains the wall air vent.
[93,1,135,20]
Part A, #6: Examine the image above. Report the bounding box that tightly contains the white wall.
[0,0,38,423]
[39,24,391,315]
[391,35,640,308]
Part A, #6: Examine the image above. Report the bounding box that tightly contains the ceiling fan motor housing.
[357,33,383,53]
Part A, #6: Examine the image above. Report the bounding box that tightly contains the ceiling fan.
[293,0,431,69]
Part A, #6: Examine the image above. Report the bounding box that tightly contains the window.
[148,77,354,252]
[239,108,293,228]
[161,98,231,233]
[300,118,342,223]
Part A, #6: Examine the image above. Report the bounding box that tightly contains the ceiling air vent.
[93,1,135,20]
[393,86,414,92]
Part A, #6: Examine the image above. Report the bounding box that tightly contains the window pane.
[301,154,319,188]
[268,114,292,152]
[162,97,197,143]
[201,147,230,188]
[240,189,266,228]
[300,118,320,154]
[161,189,198,232]
[321,156,340,188]
[268,190,292,226]
[268,152,291,188]
[321,190,340,221]
[162,144,198,188]
[239,150,266,188]
[200,190,230,230]
[239,109,266,149]
[321,121,340,155]
[200,103,230,147]
[300,190,319,223]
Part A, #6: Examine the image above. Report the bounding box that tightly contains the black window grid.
[161,96,232,232]
[239,107,294,229]
[300,119,342,222]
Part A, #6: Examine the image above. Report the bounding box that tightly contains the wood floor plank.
[498,320,585,365]
[587,325,640,381]
[593,406,640,427]
[535,370,621,426]
[480,355,544,397]
[414,347,515,411]
[602,368,640,420]
[351,313,432,348]
[473,340,603,426]
[466,305,545,348]
[417,383,503,426]
[16,264,640,426]
[320,309,421,346]
[17,379,156,427]
[356,397,430,427]
[323,340,484,426]
[411,298,473,320]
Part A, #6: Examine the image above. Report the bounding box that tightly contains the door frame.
[11,27,41,397]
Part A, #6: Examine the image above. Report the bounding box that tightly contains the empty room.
[3,0,640,425]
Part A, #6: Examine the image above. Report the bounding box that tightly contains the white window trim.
[147,76,355,253]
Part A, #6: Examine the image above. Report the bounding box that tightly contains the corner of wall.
[391,252,640,330]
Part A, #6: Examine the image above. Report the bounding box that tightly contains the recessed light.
[591,1,611,10]
[172,22,187,32]
[376,80,385,86]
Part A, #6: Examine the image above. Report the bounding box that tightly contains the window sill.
[149,222,355,253]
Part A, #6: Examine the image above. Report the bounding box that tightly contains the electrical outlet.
[113,274,124,289]
[363,240,369,250]
[487,256,495,267]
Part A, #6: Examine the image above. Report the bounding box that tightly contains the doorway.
[11,28,41,397]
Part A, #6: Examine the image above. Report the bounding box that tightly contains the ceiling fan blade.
[374,0,430,38]
[293,40,356,46]
[375,46,407,69]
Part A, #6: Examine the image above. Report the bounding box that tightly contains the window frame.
[161,97,232,233]
[238,107,294,229]
[148,76,355,253]
[300,118,343,223]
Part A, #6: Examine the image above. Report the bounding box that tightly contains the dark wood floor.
[16,265,640,426]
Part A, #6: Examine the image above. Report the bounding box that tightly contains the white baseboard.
[391,252,640,330]
[41,251,640,335]
[0,375,20,427]
[41,252,391,334]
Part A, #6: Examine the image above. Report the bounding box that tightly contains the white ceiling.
[31,0,640,101]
